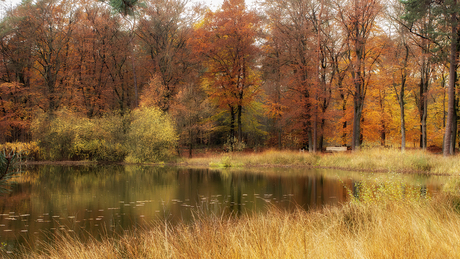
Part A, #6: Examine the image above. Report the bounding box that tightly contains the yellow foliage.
[0,142,39,161]
[125,106,178,163]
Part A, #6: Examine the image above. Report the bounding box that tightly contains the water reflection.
[0,165,445,251]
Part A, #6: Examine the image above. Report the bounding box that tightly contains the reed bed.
[9,193,460,259]
[184,148,460,175]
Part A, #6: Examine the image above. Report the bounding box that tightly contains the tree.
[102,0,142,107]
[25,0,77,113]
[0,6,35,142]
[264,0,319,151]
[126,106,178,162]
[399,0,439,150]
[335,0,383,150]
[136,0,192,112]
[402,0,459,156]
[385,1,416,151]
[191,0,261,149]
[83,2,137,114]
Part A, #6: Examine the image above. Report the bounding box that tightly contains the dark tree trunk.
[230,106,236,152]
[444,5,457,156]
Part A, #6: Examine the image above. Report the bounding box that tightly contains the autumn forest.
[1,0,459,159]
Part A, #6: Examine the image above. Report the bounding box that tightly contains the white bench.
[326,146,347,152]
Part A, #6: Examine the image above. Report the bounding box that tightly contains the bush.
[30,107,178,162]
[31,109,129,161]
[125,106,178,163]
[0,142,39,161]
[73,113,129,162]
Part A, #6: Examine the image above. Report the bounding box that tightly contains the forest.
[1,0,459,160]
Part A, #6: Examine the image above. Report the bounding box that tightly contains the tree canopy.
[1,0,460,155]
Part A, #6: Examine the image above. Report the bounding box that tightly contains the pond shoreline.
[21,150,453,176]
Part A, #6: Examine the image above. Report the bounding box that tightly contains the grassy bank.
[10,193,460,258]
[182,148,460,175]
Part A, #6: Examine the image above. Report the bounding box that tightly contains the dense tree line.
[0,0,459,157]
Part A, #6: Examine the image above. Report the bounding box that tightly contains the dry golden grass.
[183,148,460,175]
[185,149,319,168]
[10,190,460,259]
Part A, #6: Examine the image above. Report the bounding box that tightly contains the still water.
[0,165,446,251]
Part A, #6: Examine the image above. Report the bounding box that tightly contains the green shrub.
[125,106,178,163]
[31,109,78,160]
[72,113,129,161]
[31,108,178,162]
[31,109,128,161]
[0,142,39,161]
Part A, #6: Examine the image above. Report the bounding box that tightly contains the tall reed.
[11,193,460,258]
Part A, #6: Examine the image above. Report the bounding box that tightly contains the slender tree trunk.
[312,112,317,152]
[278,129,282,150]
[400,99,406,151]
[352,94,363,151]
[451,111,457,154]
[400,44,410,151]
[189,128,193,158]
[230,106,235,152]
[381,123,386,147]
[277,73,282,150]
[421,99,427,148]
[320,118,325,151]
[396,77,407,151]
[341,92,347,146]
[237,104,242,143]
[379,88,386,147]
[419,54,429,149]
[312,0,323,153]
[131,48,138,107]
[444,5,457,156]
[453,72,460,154]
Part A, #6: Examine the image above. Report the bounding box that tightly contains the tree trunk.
[319,118,326,151]
[341,93,347,146]
[230,106,235,152]
[453,72,460,154]
[237,104,242,143]
[312,114,317,153]
[419,54,429,149]
[451,111,457,154]
[352,95,363,151]
[400,99,406,151]
[278,128,282,150]
[443,5,457,156]
[189,127,193,158]
[131,48,138,108]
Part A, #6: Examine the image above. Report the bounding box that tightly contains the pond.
[0,165,447,252]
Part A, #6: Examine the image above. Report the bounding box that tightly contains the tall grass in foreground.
[10,195,460,258]
[185,148,460,175]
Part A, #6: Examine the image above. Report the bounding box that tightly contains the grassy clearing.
[183,148,460,175]
[10,190,460,258]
